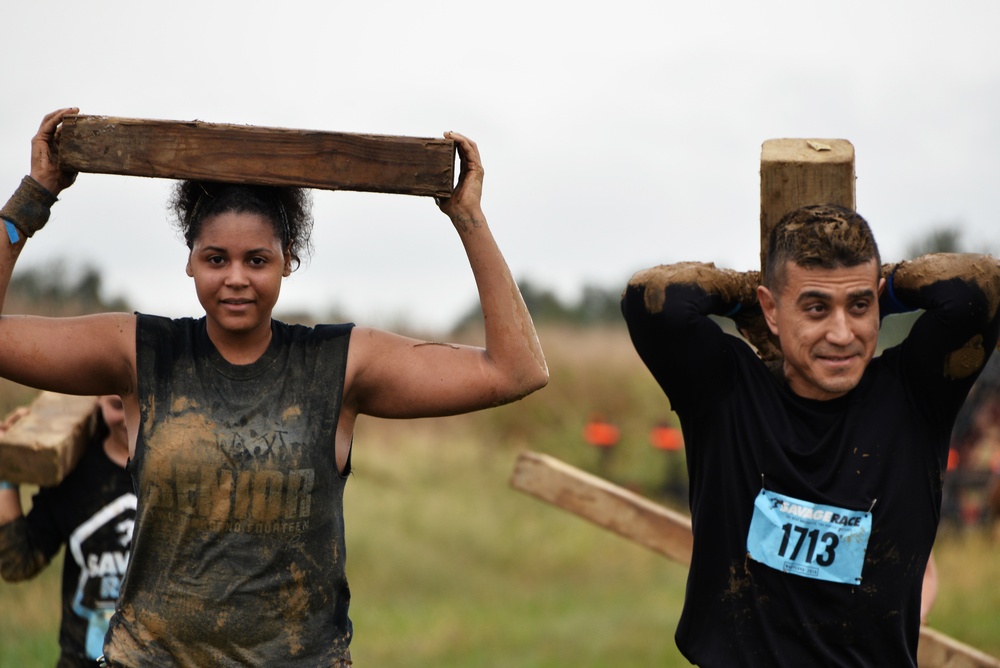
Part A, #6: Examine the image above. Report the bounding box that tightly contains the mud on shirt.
[105,316,354,667]
[622,278,1000,667]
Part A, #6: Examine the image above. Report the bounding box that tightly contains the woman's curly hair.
[168,181,314,269]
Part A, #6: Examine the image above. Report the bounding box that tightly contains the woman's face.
[185,211,291,340]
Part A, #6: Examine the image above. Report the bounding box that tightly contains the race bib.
[746,488,872,585]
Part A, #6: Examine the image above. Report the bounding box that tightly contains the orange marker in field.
[650,422,683,452]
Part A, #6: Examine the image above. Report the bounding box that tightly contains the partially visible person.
[921,551,938,625]
[989,453,1000,537]
[944,353,1000,525]
[0,396,135,668]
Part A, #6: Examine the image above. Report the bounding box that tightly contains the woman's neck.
[207,319,273,365]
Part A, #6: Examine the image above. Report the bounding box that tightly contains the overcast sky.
[3,1,998,331]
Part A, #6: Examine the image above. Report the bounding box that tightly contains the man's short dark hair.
[765,204,881,291]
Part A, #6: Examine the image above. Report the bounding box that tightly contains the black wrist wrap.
[0,176,58,238]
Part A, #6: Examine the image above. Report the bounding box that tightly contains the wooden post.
[0,392,99,486]
[759,139,855,280]
[509,451,1000,668]
[56,115,455,198]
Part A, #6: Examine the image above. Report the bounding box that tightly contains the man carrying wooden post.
[620,139,1000,666]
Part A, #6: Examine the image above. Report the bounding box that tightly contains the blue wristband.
[3,219,20,244]
[723,302,742,318]
[0,480,17,491]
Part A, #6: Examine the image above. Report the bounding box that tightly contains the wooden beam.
[917,628,1000,668]
[509,451,1000,668]
[759,138,855,277]
[510,451,692,565]
[56,115,455,198]
[0,392,98,486]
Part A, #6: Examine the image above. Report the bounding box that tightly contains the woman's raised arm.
[343,132,548,420]
[0,108,136,399]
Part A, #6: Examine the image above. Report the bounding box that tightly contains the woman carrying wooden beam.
[0,107,548,667]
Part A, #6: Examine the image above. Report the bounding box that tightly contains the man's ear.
[877,276,886,297]
[757,285,780,336]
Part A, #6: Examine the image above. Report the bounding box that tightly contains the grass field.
[1,326,998,666]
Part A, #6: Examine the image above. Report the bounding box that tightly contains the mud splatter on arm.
[885,253,1000,379]
[623,262,779,361]
[625,262,760,315]
[622,262,761,408]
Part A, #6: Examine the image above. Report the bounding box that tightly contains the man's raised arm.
[881,252,1000,380]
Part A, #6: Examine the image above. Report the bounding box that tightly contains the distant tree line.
[453,279,624,331]
[904,224,996,258]
[7,224,991,329]
[6,260,130,316]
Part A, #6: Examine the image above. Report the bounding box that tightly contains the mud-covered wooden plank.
[759,138,855,278]
[57,115,455,198]
[0,392,99,486]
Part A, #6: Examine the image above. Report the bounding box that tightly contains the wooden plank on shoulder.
[0,392,99,486]
[56,115,455,198]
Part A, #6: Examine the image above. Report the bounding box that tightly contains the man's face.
[758,260,884,401]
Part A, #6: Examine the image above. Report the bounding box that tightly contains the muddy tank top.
[106,315,354,666]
